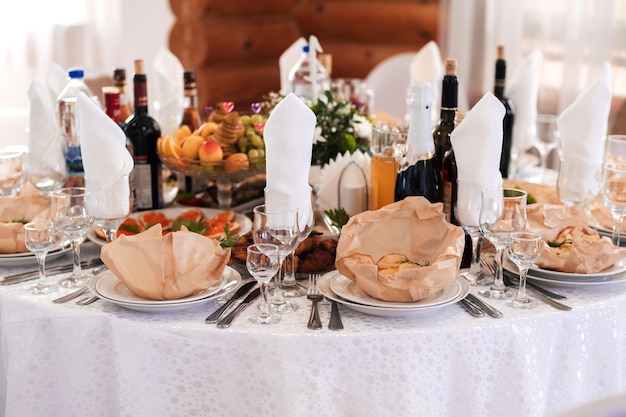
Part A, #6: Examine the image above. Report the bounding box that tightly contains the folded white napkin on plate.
[152,48,184,136]
[27,79,66,181]
[409,41,443,124]
[77,92,133,218]
[316,150,371,215]
[507,49,542,153]
[279,37,307,95]
[263,93,316,209]
[557,62,612,166]
[451,92,504,225]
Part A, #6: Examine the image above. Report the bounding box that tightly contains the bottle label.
[133,163,153,210]
[64,145,84,175]
[442,179,452,222]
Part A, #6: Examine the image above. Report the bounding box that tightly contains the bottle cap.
[497,45,505,60]
[444,59,457,76]
[407,82,432,107]
[183,70,196,85]
[303,45,310,53]
[134,59,145,75]
[113,68,126,83]
[68,69,84,79]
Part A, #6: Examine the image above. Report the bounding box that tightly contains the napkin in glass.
[101,224,231,301]
[263,92,316,210]
[450,92,504,225]
[409,40,443,124]
[507,49,542,155]
[27,79,67,186]
[152,48,184,135]
[526,203,625,274]
[335,196,465,302]
[77,92,133,219]
[279,37,308,95]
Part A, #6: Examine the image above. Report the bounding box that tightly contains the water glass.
[23,221,59,294]
[0,150,26,196]
[507,232,542,309]
[604,134,626,164]
[600,162,626,246]
[85,175,131,242]
[246,243,281,325]
[557,158,601,207]
[529,114,560,170]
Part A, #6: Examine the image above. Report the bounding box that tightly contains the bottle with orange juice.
[369,126,407,210]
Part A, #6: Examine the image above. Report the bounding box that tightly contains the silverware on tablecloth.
[205,281,257,324]
[307,274,323,330]
[465,293,503,318]
[526,287,572,311]
[502,268,567,300]
[76,295,99,305]
[52,287,89,304]
[1,258,104,285]
[328,299,344,330]
[216,287,261,328]
[458,299,485,318]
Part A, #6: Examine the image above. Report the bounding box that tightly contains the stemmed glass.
[0,150,26,196]
[506,232,542,309]
[51,187,94,287]
[600,162,626,246]
[23,221,59,294]
[454,179,493,285]
[528,114,560,173]
[478,187,527,299]
[246,243,281,325]
[85,175,132,243]
[604,134,626,164]
[252,205,300,313]
[557,158,601,207]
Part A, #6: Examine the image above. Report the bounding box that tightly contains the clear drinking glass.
[479,187,528,299]
[557,158,601,207]
[0,150,26,196]
[85,175,131,243]
[506,232,542,309]
[252,205,300,313]
[600,162,626,246]
[246,243,281,325]
[604,134,626,164]
[51,187,94,287]
[529,114,560,172]
[454,179,493,285]
[23,221,59,294]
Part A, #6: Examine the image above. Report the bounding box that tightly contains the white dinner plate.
[528,272,626,287]
[329,273,463,309]
[86,207,252,246]
[321,271,470,318]
[0,240,71,266]
[503,255,626,282]
[89,266,240,312]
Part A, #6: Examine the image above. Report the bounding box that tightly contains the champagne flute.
[506,232,542,309]
[246,243,281,325]
[600,162,626,246]
[51,187,94,287]
[252,205,300,313]
[454,179,493,285]
[479,187,527,299]
[85,175,131,242]
[23,221,59,294]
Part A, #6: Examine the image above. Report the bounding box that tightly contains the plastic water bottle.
[57,68,100,186]
[289,45,330,105]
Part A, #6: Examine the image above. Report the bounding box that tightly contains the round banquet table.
[0,242,625,417]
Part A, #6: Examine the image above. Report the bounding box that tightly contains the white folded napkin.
[46,63,67,100]
[451,92,505,225]
[27,79,66,182]
[263,93,316,208]
[152,48,184,136]
[315,150,371,215]
[507,50,542,153]
[279,37,307,95]
[77,92,134,218]
[409,41,443,124]
[557,61,612,166]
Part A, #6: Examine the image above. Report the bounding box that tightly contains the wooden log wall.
[169,0,439,111]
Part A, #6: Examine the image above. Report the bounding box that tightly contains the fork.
[307,274,323,330]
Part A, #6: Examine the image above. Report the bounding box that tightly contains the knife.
[458,298,485,318]
[1,258,104,285]
[216,287,261,328]
[527,287,572,311]
[205,281,257,323]
[503,269,567,300]
[465,293,503,318]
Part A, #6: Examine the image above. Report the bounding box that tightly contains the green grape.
[250,134,263,148]
[248,149,260,160]
[257,149,265,159]
[240,115,251,125]
[245,128,256,139]
[250,114,264,124]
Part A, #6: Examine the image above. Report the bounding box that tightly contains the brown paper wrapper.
[0,182,51,253]
[527,203,625,273]
[335,197,465,302]
[101,224,231,300]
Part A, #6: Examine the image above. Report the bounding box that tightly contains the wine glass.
[604,134,626,164]
[528,114,560,173]
[264,187,314,297]
[479,187,527,299]
[557,157,601,207]
[246,243,281,325]
[600,162,626,246]
[51,187,94,287]
[252,205,300,313]
[454,179,493,285]
[85,175,131,242]
[0,150,26,196]
[506,232,542,309]
[23,221,59,294]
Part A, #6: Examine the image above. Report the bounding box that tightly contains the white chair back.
[0,107,30,149]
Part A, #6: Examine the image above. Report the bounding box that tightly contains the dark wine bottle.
[494,45,515,178]
[394,82,441,203]
[124,59,163,211]
[433,58,459,223]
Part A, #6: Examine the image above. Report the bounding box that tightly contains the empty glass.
[0,150,26,196]
[507,232,542,309]
[246,243,281,325]
[23,221,59,294]
[529,114,560,172]
[557,158,601,207]
[600,162,626,246]
[85,175,131,243]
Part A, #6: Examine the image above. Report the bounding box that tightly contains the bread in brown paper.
[0,182,51,253]
[101,224,231,300]
[335,197,465,302]
[526,203,625,273]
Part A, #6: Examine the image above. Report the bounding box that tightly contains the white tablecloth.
[1,243,625,417]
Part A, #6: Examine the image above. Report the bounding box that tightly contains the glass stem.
[71,238,82,278]
[611,213,623,246]
[104,228,116,243]
[517,267,528,301]
[469,235,483,275]
[282,251,297,287]
[36,251,46,283]
[272,257,286,305]
[259,282,270,317]
[492,247,506,291]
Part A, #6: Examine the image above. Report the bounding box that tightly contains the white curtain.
[439,0,626,118]
[0,0,122,109]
